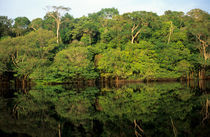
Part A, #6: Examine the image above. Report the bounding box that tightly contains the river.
[0,80,209,137]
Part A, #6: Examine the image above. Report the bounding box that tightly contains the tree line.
[0,7,209,83]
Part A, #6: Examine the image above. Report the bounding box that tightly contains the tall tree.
[186,9,210,79]
[46,6,70,43]
[123,11,157,43]
[162,10,185,28]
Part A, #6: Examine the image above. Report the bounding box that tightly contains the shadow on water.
[0,80,209,137]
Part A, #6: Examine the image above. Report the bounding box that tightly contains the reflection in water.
[0,81,209,137]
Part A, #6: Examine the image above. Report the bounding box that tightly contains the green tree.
[0,16,13,38]
[46,46,98,82]
[43,14,56,32]
[96,8,119,19]
[187,9,209,65]
[98,48,131,79]
[175,60,191,77]
[0,29,57,81]
[155,41,191,76]
[46,6,71,43]
[125,41,160,80]
[162,10,185,28]
[71,16,99,45]
[123,11,158,43]
[13,17,30,36]
[186,9,210,79]
[29,18,43,30]
[60,13,74,44]
[98,41,160,80]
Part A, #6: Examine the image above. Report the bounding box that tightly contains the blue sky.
[0,0,209,20]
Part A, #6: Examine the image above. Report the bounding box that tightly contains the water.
[0,81,209,137]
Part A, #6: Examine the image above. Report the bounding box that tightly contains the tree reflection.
[0,82,209,137]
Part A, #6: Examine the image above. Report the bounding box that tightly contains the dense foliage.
[0,7,209,82]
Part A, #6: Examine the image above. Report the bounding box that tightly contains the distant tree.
[13,17,30,36]
[46,6,71,43]
[87,8,120,44]
[71,16,99,45]
[29,18,43,30]
[123,11,158,43]
[88,8,119,21]
[185,9,210,79]
[60,13,74,44]
[0,16,13,38]
[99,15,130,45]
[186,9,209,66]
[162,10,185,28]
[96,8,119,19]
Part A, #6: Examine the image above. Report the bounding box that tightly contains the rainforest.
[0,7,209,83]
[0,6,210,137]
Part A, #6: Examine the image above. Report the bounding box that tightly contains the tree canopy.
[0,8,209,82]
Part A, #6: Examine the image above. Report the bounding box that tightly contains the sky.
[0,0,209,20]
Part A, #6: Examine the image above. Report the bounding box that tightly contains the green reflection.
[0,82,209,137]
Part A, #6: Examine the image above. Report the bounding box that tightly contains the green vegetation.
[0,7,209,82]
[43,46,98,82]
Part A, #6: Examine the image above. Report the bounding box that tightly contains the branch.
[197,34,208,48]
[132,24,139,33]
[48,12,57,20]
[168,21,174,44]
[134,29,141,39]
[30,26,37,31]
[11,54,19,69]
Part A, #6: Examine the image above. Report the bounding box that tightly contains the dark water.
[0,81,209,137]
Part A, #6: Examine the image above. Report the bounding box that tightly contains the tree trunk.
[131,24,141,44]
[131,36,135,44]
[167,21,174,44]
[56,21,60,44]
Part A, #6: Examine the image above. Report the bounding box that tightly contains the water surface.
[0,81,209,137]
